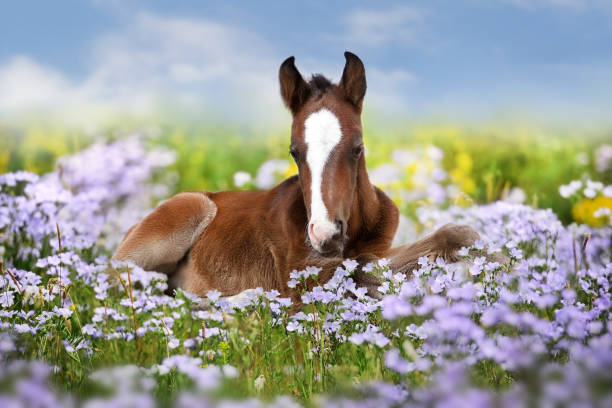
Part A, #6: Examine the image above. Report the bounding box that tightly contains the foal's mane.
[308,74,333,99]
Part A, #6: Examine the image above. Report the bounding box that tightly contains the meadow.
[0,120,611,407]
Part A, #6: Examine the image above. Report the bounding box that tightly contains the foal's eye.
[289,149,299,161]
[352,145,364,158]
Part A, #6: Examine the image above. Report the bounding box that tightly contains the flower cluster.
[368,145,461,208]
[0,134,176,265]
[559,178,612,227]
[1,136,611,406]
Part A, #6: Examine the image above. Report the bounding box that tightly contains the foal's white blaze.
[304,108,342,247]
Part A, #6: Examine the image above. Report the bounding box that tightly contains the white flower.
[206,290,221,302]
[559,180,582,198]
[233,171,252,187]
[504,187,526,204]
[586,179,604,191]
[575,152,589,165]
[254,374,265,392]
[342,259,358,271]
[53,306,73,318]
[426,145,444,160]
[14,323,31,334]
[304,266,321,278]
[469,256,486,276]
[595,144,612,172]
[583,187,596,198]
[255,159,290,189]
[168,337,180,349]
[0,292,14,308]
[223,365,238,378]
[286,321,301,332]
[157,364,170,375]
[63,341,75,353]
[202,327,220,338]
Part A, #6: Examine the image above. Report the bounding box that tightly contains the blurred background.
[1,0,611,224]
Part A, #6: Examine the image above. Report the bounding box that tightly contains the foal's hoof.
[191,299,213,311]
[432,223,480,263]
[343,254,383,300]
[353,269,383,300]
[434,223,480,250]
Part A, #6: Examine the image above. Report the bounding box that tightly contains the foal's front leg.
[386,223,480,275]
[287,254,383,309]
[289,224,479,308]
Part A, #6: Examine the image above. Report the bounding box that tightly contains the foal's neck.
[351,160,381,235]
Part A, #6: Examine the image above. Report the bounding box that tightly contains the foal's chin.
[311,240,345,259]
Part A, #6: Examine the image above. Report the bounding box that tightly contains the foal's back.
[175,177,308,296]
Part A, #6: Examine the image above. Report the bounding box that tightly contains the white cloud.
[343,6,424,46]
[369,68,417,85]
[365,68,418,115]
[0,12,283,125]
[0,56,73,111]
[0,10,425,126]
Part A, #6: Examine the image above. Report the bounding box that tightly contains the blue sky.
[1,0,611,125]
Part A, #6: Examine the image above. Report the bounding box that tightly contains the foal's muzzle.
[308,219,346,257]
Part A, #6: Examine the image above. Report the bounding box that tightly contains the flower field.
[1,130,611,407]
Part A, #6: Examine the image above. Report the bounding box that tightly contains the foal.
[113,52,478,305]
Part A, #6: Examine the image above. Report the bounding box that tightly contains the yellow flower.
[218,341,231,355]
[455,152,473,172]
[284,162,298,178]
[454,192,474,208]
[405,162,418,177]
[450,169,476,195]
[572,196,612,227]
[22,126,75,173]
[449,152,476,195]
[0,150,9,174]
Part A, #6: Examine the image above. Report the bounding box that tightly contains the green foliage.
[1,120,610,224]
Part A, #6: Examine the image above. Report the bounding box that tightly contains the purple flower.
[206,290,221,303]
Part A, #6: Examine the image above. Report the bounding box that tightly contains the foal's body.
[114,52,478,304]
[115,174,400,301]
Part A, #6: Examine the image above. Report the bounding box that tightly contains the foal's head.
[279,51,367,257]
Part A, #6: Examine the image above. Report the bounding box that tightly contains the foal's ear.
[279,56,310,115]
[339,51,367,111]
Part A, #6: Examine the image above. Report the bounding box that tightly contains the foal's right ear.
[340,51,367,111]
[279,56,310,115]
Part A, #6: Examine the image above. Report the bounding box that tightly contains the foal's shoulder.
[272,175,300,192]
[269,175,303,203]
[373,185,400,229]
[373,185,398,210]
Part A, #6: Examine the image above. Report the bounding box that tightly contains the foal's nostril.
[308,220,346,256]
[309,220,344,247]
[334,219,347,235]
[308,223,319,243]
[309,222,331,244]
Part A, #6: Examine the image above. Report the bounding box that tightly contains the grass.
[2,119,610,224]
[1,118,611,405]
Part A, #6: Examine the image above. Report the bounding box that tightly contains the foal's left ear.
[339,51,367,111]
[279,56,311,115]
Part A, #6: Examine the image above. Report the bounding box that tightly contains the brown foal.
[113,52,479,305]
